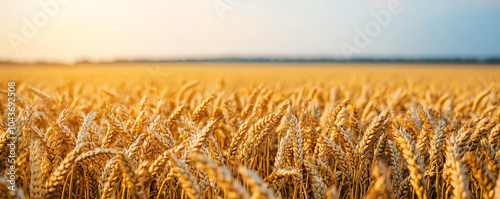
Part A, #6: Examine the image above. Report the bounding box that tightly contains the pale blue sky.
[1,0,499,63]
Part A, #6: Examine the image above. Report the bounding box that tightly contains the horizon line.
[1,57,500,65]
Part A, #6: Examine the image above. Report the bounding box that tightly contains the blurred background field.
[2,63,499,87]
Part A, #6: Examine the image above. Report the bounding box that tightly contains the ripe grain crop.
[1,64,500,199]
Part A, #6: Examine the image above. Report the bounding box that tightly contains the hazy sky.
[1,0,500,63]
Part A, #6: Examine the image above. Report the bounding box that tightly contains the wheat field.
[1,63,500,199]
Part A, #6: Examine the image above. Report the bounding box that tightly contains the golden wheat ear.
[0,172,16,199]
[494,172,500,199]
[394,128,428,199]
[365,162,393,199]
[190,154,249,199]
[238,167,276,199]
[168,152,202,199]
[466,152,495,199]
[444,136,470,199]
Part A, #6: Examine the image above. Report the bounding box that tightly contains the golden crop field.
[1,63,500,199]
